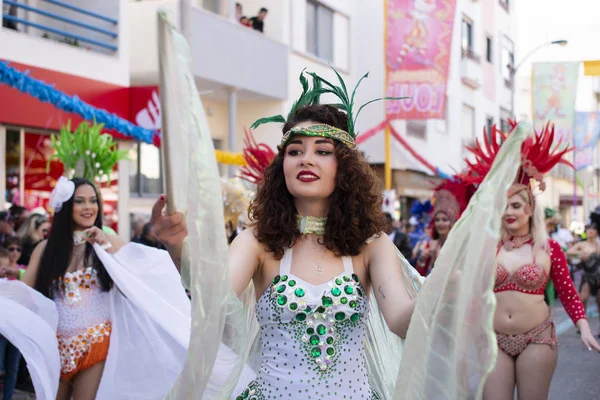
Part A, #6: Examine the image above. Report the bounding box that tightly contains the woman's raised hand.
[150,195,187,268]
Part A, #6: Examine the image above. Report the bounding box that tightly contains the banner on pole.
[574,111,600,150]
[574,147,594,171]
[384,0,457,120]
[532,62,579,143]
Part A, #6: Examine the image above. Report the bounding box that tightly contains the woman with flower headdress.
[459,122,600,399]
[413,179,475,276]
[0,123,191,400]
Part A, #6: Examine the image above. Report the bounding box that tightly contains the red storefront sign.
[130,86,161,146]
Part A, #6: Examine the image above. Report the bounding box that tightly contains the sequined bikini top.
[494,263,549,294]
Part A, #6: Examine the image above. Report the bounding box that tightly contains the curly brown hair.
[248,105,387,259]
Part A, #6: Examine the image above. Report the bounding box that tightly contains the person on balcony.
[249,7,268,33]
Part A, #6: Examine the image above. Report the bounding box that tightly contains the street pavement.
[549,302,600,400]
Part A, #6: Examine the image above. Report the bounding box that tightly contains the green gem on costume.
[277,295,287,306]
[317,324,327,335]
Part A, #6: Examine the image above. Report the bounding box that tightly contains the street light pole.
[509,40,568,118]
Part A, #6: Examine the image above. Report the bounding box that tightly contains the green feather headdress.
[47,119,128,184]
[250,68,322,130]
[251,65,407,148]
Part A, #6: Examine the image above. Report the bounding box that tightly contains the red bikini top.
[494,263,549,294]
[494,240,549,294]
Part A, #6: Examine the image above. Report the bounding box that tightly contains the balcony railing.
[2,0,119,53]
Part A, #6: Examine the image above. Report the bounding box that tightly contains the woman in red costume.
[413,179,475,276]
[460,123,600,399]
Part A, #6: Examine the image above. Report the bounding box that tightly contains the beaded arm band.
[18,268,25,280]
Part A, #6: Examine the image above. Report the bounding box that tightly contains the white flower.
[85,150,91,156]
[99,170,104,175]
[91,153,96,158]
[73,150,77,154]
[49,177,75,213]
[95,162,100,168]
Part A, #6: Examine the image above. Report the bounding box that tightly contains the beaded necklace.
[296,216,326,235]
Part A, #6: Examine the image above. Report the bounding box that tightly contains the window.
[461,17,473,53]
[306,1,334,62]
[499,0,510,12]
[407,120,426,139]
[461,104,475,141]
[501,36,515,84]
[486,116,494,137]
[202,0,219,14]
[499,108,511,133]
[5,129,20,203]
[129,141,163,197]
[486,36,493,63]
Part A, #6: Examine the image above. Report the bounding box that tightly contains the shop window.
[5,129,20,204]
[129,141,163,197]
[407,120,426,139]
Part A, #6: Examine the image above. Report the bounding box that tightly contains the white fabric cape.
[0,243,190,400]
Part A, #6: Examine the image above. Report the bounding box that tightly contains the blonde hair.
[501,188,548,253]
[17,214,49,243]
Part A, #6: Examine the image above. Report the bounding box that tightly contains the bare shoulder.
[231,228,263,251]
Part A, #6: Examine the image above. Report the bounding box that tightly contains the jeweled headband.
[281,123,355,148]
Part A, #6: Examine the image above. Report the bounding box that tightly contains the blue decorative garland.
[0,61,155,144]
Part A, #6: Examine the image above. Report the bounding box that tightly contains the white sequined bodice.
[236,248,379,400]
[54,267,111,337]
[53,267,112,374]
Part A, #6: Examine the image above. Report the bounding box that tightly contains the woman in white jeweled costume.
[20,178,124,399]
[154,70,419,399]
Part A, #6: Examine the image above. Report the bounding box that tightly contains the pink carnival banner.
[385,0,457,119]
[532,62,579,144]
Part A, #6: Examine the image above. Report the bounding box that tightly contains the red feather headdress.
[459,120,574,196]
[239,128,276,184]
[429,177,477,228]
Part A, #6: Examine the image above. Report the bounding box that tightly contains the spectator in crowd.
[0,246,9,271]
[2,2,18,31]
[240,16,250,26]
[249,7,268,33]
[235,2,242,20]
[0,246,22,400]
[131,218,146,243]
[0,210,15,245]
[384,212,412,261]
[138,222,166,249]
[8,205,29,233]
[0,237,26,280]
[16,214,50,266]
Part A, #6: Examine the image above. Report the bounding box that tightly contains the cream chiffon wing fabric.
[159,12,256,399]
[0,281,60,400]
[394,123,530,399]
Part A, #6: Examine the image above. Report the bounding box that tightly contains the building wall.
[353,0,517,173]
[0,0,129,86]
